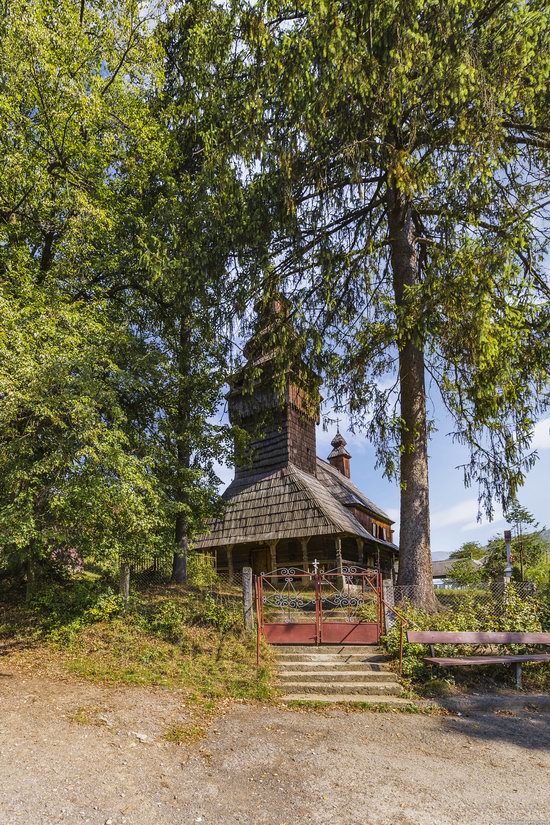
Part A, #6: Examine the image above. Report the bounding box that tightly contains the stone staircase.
[275,645,408,704]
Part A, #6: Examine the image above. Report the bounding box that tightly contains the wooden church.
[194,300,398,579]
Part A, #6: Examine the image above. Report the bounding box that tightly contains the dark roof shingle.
[315,459,392,521]
[194,462,397,551]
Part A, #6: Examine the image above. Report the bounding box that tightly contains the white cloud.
[459,500,504,532]
[461,514,505,532]
[532,418,550,450]
[429,496,504,532]
[431,498,479,529]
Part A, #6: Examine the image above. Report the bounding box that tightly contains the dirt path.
[1,669,549,825]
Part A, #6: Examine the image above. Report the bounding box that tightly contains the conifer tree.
[240,0,550,607]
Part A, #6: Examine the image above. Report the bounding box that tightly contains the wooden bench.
[406,631,550,689]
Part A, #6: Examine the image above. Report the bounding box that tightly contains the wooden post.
[242,566,254,634]
[300,537,309,571]
[268,539,278,583]
[269,540,278,572]
[227,544,234,582]
[355,537,364,566]
[382,579,396,633]
[515,662,522,690]
[119,562,130,603]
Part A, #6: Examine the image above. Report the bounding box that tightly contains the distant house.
[194,300,398,579]
[432,557,485,588]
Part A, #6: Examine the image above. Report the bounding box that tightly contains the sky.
[215,403,550,561]
[316,409,550,560]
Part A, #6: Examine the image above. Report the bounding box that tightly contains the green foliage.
[385,587,548,681]
[447,505,550,586]
[187,553,220,588]
[484,532,548,581]
[109,0,251,569]
[447,558,484,587]
[2,578,271,699]
[238,0,550,598]
[196,593,240,633]
[450,542,485,561]
[0,0,172,589]
[0,281,167,579]
[33,575,242,642]
[0,0,246,587]
[146,598,189,642]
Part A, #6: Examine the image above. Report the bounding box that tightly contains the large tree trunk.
[171,315,192,585]
[388,186,438,611]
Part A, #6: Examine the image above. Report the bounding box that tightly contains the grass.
[163,722,206,745]
[0,582,274,706]
[68,705,108,726]
[60,619,272,701]
[281,699,449,715]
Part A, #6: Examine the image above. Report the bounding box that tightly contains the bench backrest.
[406,631,550,645]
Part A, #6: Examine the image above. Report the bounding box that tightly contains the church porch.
[214,535,396,581]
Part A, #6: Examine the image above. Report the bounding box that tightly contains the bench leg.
[515,662,522,690]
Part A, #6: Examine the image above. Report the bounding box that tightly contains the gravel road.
[1,670,548,825]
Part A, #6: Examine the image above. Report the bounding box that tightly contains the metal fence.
[128,552,243,597]
[129,553,173,587]
[381,580,549,632]
[393,581,539,609]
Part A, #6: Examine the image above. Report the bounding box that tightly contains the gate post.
[242,566,254,634]
[382,579,396,633]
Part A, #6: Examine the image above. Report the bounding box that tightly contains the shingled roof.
[315,458,392,521]
[193,461,397,550]
[432,557,485,578]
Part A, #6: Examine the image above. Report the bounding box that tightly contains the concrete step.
[273,648,390,661]
[279,694,414,705]
[280,681,403,696]
[279,670,399,683]
[277,659,392,671]
[276,656,391,670]
[273,645,381,654]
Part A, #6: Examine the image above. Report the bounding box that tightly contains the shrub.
[192,594,240,632]
[385,588,547,681]
[187,553,219,588]
[147,599,188,642]
[28,580,106,627]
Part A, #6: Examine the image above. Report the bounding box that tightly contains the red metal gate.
[255,565,383,645]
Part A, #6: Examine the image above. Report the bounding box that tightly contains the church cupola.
[327,429,351,478]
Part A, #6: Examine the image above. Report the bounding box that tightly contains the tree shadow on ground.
[0,637,41,658]
[438,708,550,753]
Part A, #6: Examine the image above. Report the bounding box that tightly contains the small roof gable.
[315,458,393,522]
[193,463,375,549]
